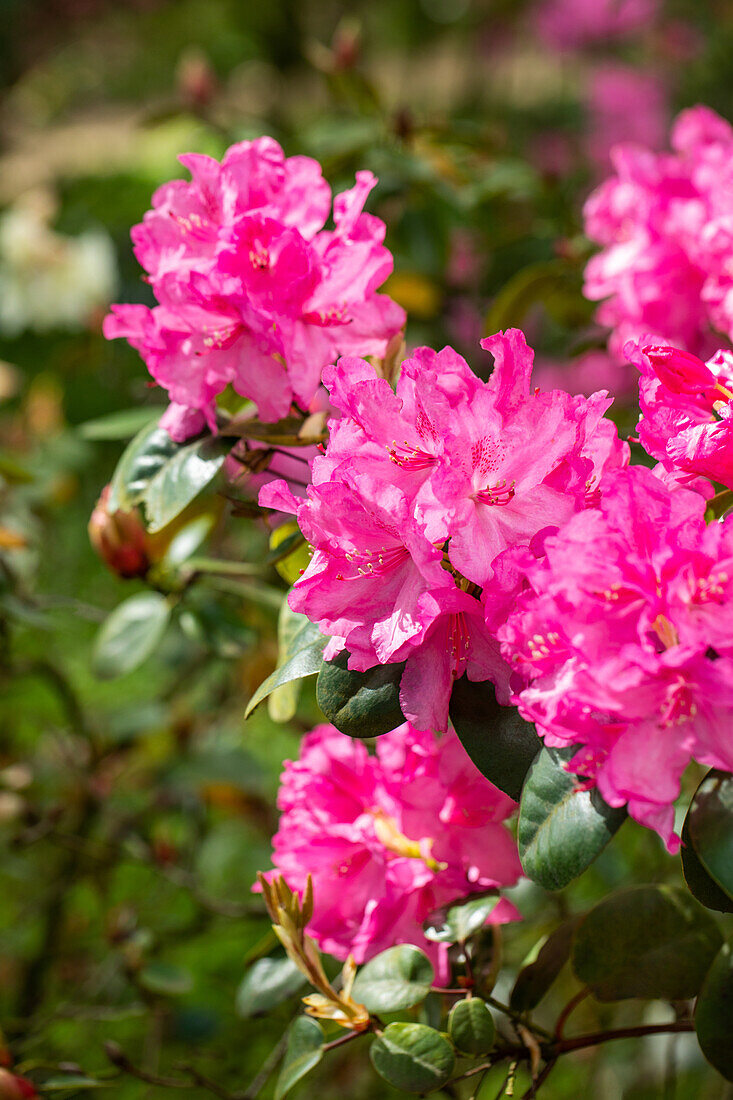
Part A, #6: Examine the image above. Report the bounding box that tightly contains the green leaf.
[107,423,179,512]
[686,770,733,902]
[92,592,171,680]
[160,514,215,567]
[107,422,230,530]
[572,885,723,1002]
[78,407,165,441]
[224,414,326,447]
[484,260,588,335]
[41,1075,107,1090]
[681,804,733,914]
[268,602,314,723]
[0,451,34,483]
[449,677,541,801]
[510,918,580,1013]
[370,1024,455,1093]
[448,998,495,1055]
[245,614,326,719]
[138,961,193,996]
[518,746,626,890]
[142,435,231,532]
[316,651,405,738]
[352,945,434,1013]
[235,955,306,1017]
[425,895,501,945]
[695,937,733,1081]
[274,1017,324,1100]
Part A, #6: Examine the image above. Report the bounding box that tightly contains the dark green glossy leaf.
[138,961,193,996]
[143,434,231,532]
[274,1017,324,1100]
[686,771,733,902]
[107,422,230,530]
[449,677,541,801]
[573,885,722,1002]
[316,651,405,738]
[448,998,495,1055]
[92,592,171,679]
[235,956,306,1018]
[370,1023,455,1094]
[424,895,500,945]
[107,423,179,513]
[510,918,580,1013]
[681,804,733,914]
[245,614,326,719]
[518,747,626,890]
[695,937,733,1081]
[352,945,434,1013]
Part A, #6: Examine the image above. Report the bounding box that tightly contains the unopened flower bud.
[642,345,716,396]
[176,48,217,110]
[0,1070,38,1099]
[88,486,150,579]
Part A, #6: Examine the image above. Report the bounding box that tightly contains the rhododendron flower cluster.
[261,330,627,732]
[500,465,733,850]
[104,137,404,441]
[264,723,522,976]
[584,106,733,362]
[627,341,733,492]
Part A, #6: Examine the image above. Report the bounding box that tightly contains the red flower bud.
[0,1070,38,1099]
[88,486,150,580]
[642,344,716,396]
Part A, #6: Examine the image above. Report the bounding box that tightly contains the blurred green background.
[1,1,733,1096]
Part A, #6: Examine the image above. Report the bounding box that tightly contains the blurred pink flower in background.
[534,0,658,51]
[584,106,733,363]
[586,64,668,170]
[264,722,522,977]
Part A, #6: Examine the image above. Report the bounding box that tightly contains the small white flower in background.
[0,189,118,336]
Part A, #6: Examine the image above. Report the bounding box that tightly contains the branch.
[105,1042,249,1099]
[554,988,590,1040]
[556,1021,695,1055]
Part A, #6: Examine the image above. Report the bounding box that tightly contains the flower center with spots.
[371,810,446,872]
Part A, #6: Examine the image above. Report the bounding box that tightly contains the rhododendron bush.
[74,118,733,1096]
[5,4,733,1098]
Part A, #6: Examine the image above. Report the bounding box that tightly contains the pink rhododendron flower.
[500,465,733,850]
[626,340,733,490]
[104,138,404,440]
[586,65,667,171]
[260,331,627,732]
[534,0,658,51]
[584,106,733,363]
[264,722,522,976]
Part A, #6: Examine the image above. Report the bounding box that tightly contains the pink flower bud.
[88,486,150,580]
[642,345,716,395]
